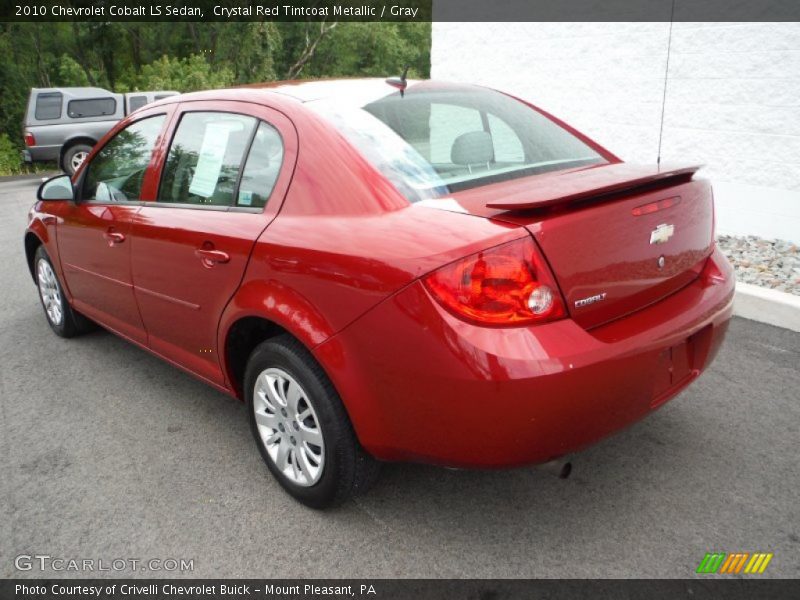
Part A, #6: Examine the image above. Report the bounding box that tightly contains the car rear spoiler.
[485,163,702,210]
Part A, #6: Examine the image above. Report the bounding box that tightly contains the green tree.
[0,134,22,175]
[56,54,91,87]
[0,20,432,165]
[134,54,235,92]
[278,22,430,79]
[214,22,282,84]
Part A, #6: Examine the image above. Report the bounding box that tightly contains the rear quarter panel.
[218,106,527,393]
[225,207,526,349]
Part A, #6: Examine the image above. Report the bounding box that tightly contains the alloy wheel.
[37,259,63,326]
[70,151,88,173]
[253,367,325,486]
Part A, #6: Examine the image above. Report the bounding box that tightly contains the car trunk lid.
[447,163,714,329]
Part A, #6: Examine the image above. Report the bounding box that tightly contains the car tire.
[62,143,92,176]
[245,334,380,508]
[34,246,93,338]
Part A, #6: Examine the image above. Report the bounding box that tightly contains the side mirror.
[37,174,75,202]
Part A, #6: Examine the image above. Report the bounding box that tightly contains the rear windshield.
[34,92,62,120]
[307,85,605,202]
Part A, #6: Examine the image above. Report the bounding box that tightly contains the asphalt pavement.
[1,175,798,579]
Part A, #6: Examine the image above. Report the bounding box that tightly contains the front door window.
[82,115,165,202]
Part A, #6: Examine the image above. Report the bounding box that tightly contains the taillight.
[24,131,35,147]
[423,236,566,326]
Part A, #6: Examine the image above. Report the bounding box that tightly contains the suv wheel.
[245,335,380,508]
[62,143,92,175]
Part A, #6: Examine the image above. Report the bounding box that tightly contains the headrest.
[451,130,494,166]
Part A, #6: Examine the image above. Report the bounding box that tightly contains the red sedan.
[25,79,734,507]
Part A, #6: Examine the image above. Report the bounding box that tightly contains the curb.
[0,171,60,183]
[734,282,800,333]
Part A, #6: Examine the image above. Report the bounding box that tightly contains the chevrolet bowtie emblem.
[650,223,675,245]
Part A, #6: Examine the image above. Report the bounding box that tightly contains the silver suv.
[23,87,178,175]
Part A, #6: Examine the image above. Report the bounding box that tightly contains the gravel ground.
[717,235,800,296]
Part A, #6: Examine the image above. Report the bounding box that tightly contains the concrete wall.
[431,22,800,243]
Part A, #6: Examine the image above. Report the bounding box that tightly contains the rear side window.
[158,112,257,206]
[82,115,166,202]
[68,98,116,118]
[34,92,62,120]
[127,95,148,112]
[237,122,284,208]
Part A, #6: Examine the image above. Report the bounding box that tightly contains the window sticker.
[238,190,254,206]
[188,122,232,198]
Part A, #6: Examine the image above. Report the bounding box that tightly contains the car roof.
[31,87,118,98]
[238,78,422,102]
[150,78,480,111]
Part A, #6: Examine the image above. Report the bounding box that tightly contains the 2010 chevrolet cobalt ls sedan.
[25,78,734,507]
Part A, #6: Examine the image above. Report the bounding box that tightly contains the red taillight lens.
[423,236,566,326]
[24,131,35,147]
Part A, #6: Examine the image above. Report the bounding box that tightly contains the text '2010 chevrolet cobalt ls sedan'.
[25,78,734,507]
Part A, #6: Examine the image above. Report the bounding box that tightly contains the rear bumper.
[315,247,735,468]
[25,145,60,162]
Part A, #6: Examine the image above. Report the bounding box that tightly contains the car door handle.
[195,248,230,265]
[103,231,125,245]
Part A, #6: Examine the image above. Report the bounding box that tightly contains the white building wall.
[431,22,800,242]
